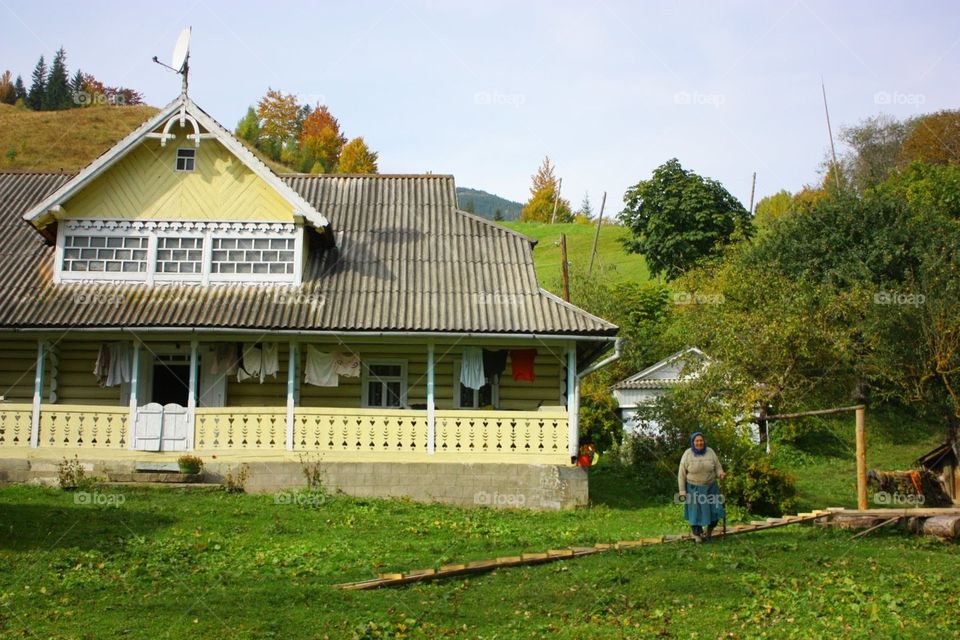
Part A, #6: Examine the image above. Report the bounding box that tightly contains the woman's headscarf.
[689,431,706,457]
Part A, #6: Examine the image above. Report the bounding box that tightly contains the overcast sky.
[3,1,959,211]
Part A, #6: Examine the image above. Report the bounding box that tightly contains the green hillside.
[456,187,522,220]
[501,221,650,290]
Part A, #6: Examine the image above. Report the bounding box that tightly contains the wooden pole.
[821,79,842,192]
[856,406,868,511]
[763,404,865,421]
[550,177,563,224]
[559,233,570,302]
[748,172,757,214]
[588,191,606,275]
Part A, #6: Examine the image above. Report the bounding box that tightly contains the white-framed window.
[175,148,196,172]
[56,220,303,285]
[453,360,498,409]
[362,360,407,408]
[210,236,295,276]
[156,236,203,275]
[61,234,148,274]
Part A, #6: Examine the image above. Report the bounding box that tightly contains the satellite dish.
[171,27,191,73]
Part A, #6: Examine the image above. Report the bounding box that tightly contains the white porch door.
[133,403,190,451]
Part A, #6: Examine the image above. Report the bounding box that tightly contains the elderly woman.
[678,432,726,542]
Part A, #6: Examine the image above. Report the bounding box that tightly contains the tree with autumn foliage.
[256,89,300,162]
[900,110,960,166]
[299,105,347,173]
[337,137,378,173]
[520,156,572,222]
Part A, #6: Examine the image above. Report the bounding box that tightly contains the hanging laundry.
[261,343,279,382]
[460,346,486,390]
[304,346,338,387]
[334,350,361,377]
[510,349,537,382]
[482,349,508,380]
[210,343,239,375]
[93,342,131,387]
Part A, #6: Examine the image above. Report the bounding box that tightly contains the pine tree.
[578,192,593,219]
[493,208,504,221]
[44,47,71,110]
[14,75,27,102]
[70,69,84,103]
[337,137,378,174]
[27,55,46,110]
[462,199,476,213]
[520,156,573,222]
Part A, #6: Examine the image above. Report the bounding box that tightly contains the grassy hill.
[0,103,159,172]
[500,221,650,290]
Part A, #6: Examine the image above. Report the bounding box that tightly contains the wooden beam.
[763,404,865,421]
[856,406,868,510]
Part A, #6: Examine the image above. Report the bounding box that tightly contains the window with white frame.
[156,236,203,274]
[57,221,302,284]
[210,236,295,275]
[453,360,498,409]
[62,234,148,273]
[362,361,407,408]
[175,148,196,172]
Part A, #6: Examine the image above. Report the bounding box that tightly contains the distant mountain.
[456,187,523,220]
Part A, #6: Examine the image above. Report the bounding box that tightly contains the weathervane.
[152,27,192,95]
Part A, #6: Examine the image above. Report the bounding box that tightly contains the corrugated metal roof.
[0,172,616,335]
[612,379,682,390]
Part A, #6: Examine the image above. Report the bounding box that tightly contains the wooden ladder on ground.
[333,510,833,590]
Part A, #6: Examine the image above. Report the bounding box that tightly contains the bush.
[578,385,623,453]
[177,454,203,475]
[57,455,95,491]
[223,464,249,493]
[724,458,798,516]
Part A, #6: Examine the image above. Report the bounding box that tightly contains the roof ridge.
[453,208,537,245]
[537,287,617,330]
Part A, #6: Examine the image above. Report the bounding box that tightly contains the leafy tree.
[619,158,752,280]
[337,137,378,173]
[900,110,960,166]
[256,89,299,161]
[43,47,71,110]
[0,71,15,105]
[875,161,960,220]
[235,106,261,146]
[839,115,906,193]
[13,75,26,102]
[520,156,572,222]
[299,105,347,173]
[27,55,46,110]
[753,189,793,230]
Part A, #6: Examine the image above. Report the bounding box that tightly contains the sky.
[3,0,959,212]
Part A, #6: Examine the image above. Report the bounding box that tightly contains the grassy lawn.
[499,221,649,291]
[1,411,957,640]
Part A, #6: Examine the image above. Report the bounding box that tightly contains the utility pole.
[559,233,570,302]
[588,191,607,275]
[748,172,757,214]
[550,177,563,224]
[821,79,842,192]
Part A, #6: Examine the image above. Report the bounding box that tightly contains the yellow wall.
[0,340,41,402]
[62,128,294,222]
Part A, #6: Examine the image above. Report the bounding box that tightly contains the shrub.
[177,454,203,475]
[57,456,94,491]
[723,458,798,516]
[223,463,249,493]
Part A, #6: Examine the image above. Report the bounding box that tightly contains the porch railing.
[435,410,568,462]
[38,405,129,449]
[0,404,32,448]
[195,407,287,451]
[293,407,430,455]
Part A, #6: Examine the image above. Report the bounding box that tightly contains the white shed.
[611,347,709,434]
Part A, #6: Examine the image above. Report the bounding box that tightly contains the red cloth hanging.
[510,349,536,382]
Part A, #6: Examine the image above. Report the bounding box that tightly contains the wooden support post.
[127,342,140,451]
[427,342,435,455]
[286,341,298,452]
[856,406,867,511]
[187,340,198,451]
[588,191,606,275]
[567,344,578,460]
[29,340,45,449]
[560,233,570,302]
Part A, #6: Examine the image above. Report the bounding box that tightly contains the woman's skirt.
[684,481,725,527]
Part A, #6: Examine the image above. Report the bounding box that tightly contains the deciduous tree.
[256,89,299,161]
[299,105,347,173]
[337,137,378,174]
[520,156,572,222]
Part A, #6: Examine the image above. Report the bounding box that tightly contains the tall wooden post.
[588,191,606,275]
[427,342,435,455]
[855,406,867,510]
[560,233,570,302]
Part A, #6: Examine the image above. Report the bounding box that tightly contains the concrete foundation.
[0,456,588,510]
